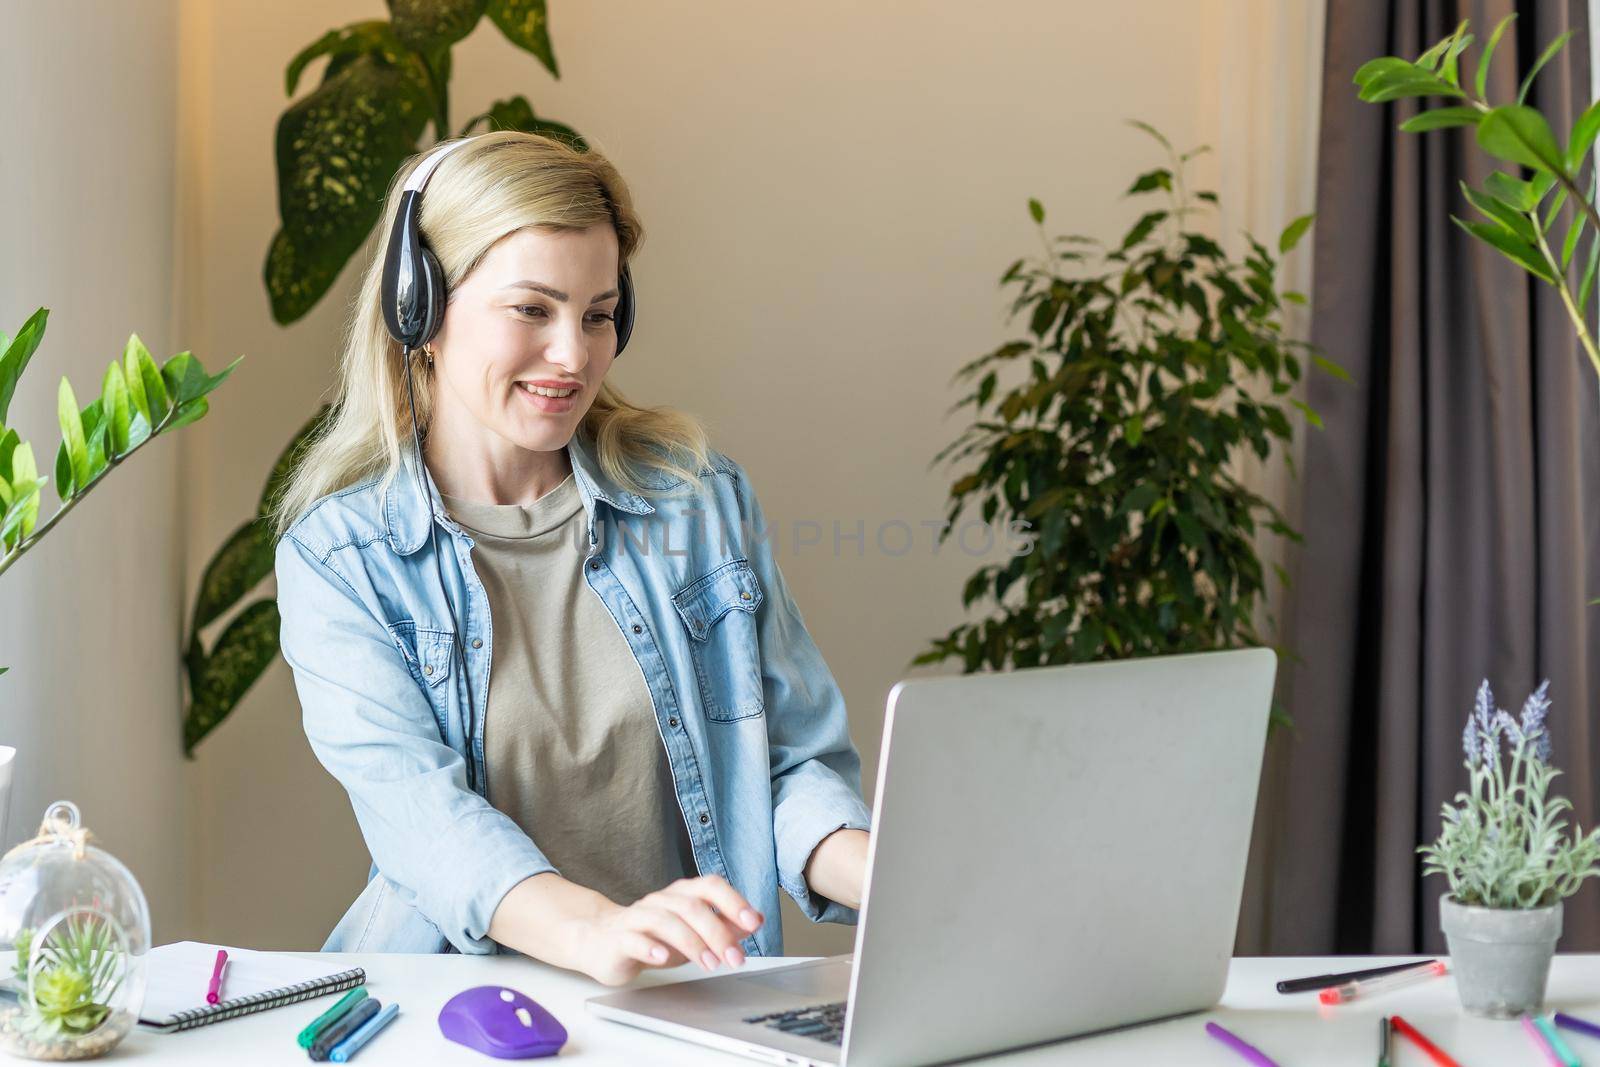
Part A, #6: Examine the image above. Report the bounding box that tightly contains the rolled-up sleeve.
[275,531,557,953]
[730,462,874,924]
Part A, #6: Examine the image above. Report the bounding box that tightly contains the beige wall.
[128,0,1320,957]
[0,0,191,940]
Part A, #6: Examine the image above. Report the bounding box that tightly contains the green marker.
[1534,1014,1581,1067]
[297,988,368,1049]
[1377,1016,1391,1067]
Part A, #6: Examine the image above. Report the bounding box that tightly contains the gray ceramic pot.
[1439,893,1561,1018]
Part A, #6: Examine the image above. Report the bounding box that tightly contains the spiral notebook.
[137,941,366,1033]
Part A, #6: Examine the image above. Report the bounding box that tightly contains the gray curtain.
[1263,0,1600,954]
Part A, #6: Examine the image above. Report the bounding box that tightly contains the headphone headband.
[379,135,636,356]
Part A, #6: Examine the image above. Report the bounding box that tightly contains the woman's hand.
[564,875,765,987]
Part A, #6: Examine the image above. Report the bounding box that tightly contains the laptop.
[587,647,1277,1067]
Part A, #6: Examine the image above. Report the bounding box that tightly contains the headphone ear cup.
[614,262,635,358]
[417,247,447,349]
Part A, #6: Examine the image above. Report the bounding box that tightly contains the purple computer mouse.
[438,985,568,1059]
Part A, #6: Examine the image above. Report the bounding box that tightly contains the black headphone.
[380,136,636,355]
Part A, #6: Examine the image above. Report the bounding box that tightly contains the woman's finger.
[663,888,747,965]
[627,905,716,972]
[687,875,764,934]
[619,927,679,968]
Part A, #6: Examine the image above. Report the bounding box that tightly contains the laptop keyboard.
[743,1000,848,1045]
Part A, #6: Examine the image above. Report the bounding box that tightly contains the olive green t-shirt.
[442,472,698,906]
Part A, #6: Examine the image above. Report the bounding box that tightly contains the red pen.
[1390,1014,1462,1067]
[206,949,228,1005]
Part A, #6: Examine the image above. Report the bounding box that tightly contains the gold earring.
[423,344,436,367]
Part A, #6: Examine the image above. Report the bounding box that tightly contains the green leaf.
[1475,14,1516,101]
[1360,67,1464,103]
[1126,119,1172,150]
[161,352,241,407]
[1028,198,1045,224]
[56,379,90,494]
[1124,413,1144,447]
[0,428,17,486]
[1579,227,1600,311]
[1312,353,1353,384]
[1120,210,1167,251]
[1477,105,1566,174]
[1399,106,1482,133]
[167,397,210,431]
[1461,181,1536,243]
[266,50,434,324]
[0,307,48,426]
[1290,398,1324,430]
[1453,216,1558,283]
[1126,169,1172,195]
[387,0,487,50]
[0,479,42,551]
[1278,213,1314,253]
[1563,212,1585,270]
[191,520,276,633]
[1353,57,1414,90]
[284,21,414,96]
[121,335,151,424]
[137,345,170,423]
[485,0,558,77]
[456,95,586,150]
[1567,99,1600,172]
[1485,170,1540,211]
[101,361,131,456]
[1414,28,1460,72]
[183,600,283,756]
[1441,30,1474,86]
[1518,30,1573,106]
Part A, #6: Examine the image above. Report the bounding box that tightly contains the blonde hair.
[272,130,712,537]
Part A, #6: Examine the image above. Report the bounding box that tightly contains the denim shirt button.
[699,812,710,825]
[668,717,678,727]
[632,624,643,634]
[471,638,482,649]
[588,559,600,570]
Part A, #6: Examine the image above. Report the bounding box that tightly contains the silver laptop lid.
[839,648,1276,1067]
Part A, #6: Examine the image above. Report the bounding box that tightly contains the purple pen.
[1206,1021,1281,1067]
[1554,1011,1600,1040]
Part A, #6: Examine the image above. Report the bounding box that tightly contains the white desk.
[17,952,1600,1064]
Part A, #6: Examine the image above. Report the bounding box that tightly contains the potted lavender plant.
[1422,680,1600,1017]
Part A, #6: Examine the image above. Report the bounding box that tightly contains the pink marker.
[1523,1014,1565,1066]
[1318,960,1446,1004]
[206,949,228,1004]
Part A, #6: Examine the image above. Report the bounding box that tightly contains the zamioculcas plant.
[184,0,586,753]
[915,123,1343,718]
[0,307,237,676]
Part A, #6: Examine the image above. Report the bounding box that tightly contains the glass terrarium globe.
[0,801,150,1060]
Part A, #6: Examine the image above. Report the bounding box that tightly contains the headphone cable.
[402,343,478,795]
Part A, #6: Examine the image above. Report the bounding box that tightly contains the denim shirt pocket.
[671,557,765,722]
[386,622,456,738]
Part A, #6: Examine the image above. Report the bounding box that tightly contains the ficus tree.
[915,123,1343,723]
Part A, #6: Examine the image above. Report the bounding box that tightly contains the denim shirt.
[274,432,873,957]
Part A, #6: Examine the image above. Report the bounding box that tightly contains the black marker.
[1275,959,1438,995]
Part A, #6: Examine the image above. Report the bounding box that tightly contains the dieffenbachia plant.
[181,1,585,754]
[0,307,238,676]
[1355,16,1600,387]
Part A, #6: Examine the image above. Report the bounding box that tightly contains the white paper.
[138,941,352,1024]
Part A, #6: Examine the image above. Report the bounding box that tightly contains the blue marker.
[329,1001,399,1063]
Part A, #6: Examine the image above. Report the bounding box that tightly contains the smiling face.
[426,223,622,464]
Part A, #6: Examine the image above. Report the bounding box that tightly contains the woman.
[272,131,872,986]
